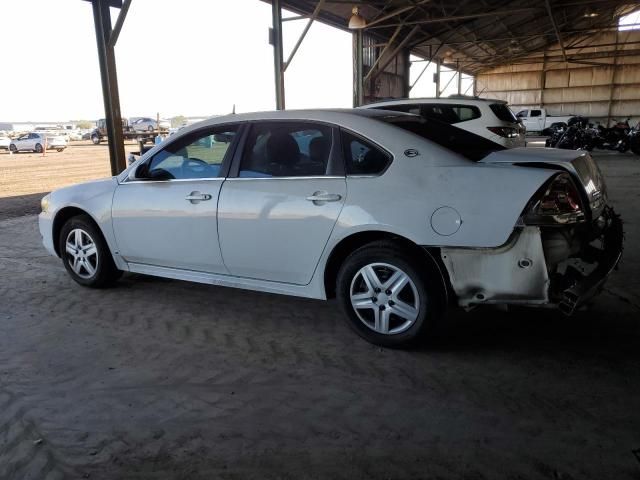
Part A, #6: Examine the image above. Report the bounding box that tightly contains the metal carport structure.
[85,0,639,175]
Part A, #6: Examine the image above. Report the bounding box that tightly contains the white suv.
[361,96,526,149]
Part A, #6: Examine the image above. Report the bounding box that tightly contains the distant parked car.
[9,133,67,153]
[0,135,10,151]
[131,117,171,132]
[361,96,526,150]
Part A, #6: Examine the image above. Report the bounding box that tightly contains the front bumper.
[557,207,623,314]
[39,211,57,257]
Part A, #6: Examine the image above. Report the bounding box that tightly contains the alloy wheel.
[65,228,99,279]
[349,262,420,335]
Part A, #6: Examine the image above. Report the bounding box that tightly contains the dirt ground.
[0,147,639,479]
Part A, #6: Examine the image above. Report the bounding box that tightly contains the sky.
[0,0,356,121]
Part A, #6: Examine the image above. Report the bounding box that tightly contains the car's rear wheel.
[35,143,43,153]
[91,135,100,145]
[59,215,121,288]
[148,125,154,132]
[336,242,442,348]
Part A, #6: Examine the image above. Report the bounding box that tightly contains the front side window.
[145,125,238,180]
[239,122,332,178]
[341,130,391,175]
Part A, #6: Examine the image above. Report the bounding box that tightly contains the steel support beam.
[544,0,568,64]
[271,0,285,110]
[89,0,126,175]
[435,59,441,98]
[107,0,131,48]
[284,0,324,71]
[368,25,421,83]
[366,7,542,29]
[353,29,364,106]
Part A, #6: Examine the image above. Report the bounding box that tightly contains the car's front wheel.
[9,144,17,153]
[59,215,121,288]
[336,242,443,347]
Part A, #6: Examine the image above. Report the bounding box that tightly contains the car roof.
[182,108,421,130]
[362,97,507,108]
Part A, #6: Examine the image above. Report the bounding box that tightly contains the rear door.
[217,121,346,285]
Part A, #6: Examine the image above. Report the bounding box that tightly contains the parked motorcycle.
[594,118,631,152]
[546,116,593,150]
[628,122,640,155]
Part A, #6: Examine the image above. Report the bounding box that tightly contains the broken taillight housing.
[487,126,519,138]
[524,173,585,225]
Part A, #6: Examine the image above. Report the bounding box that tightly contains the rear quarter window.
[489,104,518,123]
[341,130,391,175]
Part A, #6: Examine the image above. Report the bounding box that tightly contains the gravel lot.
[0,147,639,479]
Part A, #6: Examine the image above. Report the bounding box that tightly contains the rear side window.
[489,104,518,123]
[341,130,391,175]
[375,104,480,124]
[422,104,481,124]
[530,109,542,118]
[239,122,332,178]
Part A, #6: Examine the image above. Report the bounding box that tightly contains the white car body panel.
[111,179,226,273]
[0,137,10,150]
[39,109,620,312]
[218,177,347,285]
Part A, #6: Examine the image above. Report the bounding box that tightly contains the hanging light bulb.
[348,6,366,29]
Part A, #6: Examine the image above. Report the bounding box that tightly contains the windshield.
[378,116,505,161]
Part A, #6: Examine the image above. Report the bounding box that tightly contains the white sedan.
[10,132,67,153]
[39,109,622,347]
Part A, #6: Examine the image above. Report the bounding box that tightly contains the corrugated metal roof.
[263,0,639,74]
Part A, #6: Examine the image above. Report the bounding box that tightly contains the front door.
[218,122,346,285]
[111,125,240,273]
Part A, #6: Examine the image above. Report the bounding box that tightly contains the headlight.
[41,194,51,213]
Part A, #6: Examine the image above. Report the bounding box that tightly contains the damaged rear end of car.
[441,149,623,314]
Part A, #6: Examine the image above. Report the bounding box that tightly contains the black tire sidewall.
[58,215,119,288]
[336,245,439,348]
[35,143,42,153]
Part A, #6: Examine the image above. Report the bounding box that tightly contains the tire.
[58,214,122,288]
[148,125,154,132]
[91,135,100,145]
[336,241,444,348]
[35,143,43,153]
[9,144,17,153]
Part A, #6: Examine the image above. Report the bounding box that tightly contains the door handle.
[306,192,342,203]
[185,192,212,203]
